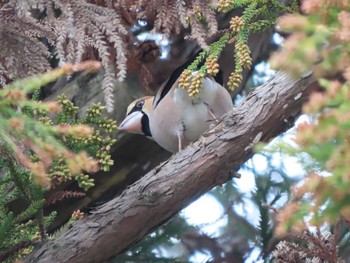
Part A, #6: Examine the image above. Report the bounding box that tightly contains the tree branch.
[25,72,314,263]
[40,29,274,230]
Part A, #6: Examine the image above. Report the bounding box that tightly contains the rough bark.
[25,72,314,263]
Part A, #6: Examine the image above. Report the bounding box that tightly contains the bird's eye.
[135,101,144,108]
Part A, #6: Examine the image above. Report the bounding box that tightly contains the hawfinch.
[119,56,233,153]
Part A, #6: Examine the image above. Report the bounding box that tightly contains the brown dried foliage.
[46,190,86,204]
[0,0,218,111]
[274,227,344,263]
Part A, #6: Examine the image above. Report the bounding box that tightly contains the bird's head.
[118,96,153,137]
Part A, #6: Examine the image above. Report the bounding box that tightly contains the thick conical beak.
[118,111,144,134]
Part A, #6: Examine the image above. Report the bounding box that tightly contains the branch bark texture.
[26,72,314,263]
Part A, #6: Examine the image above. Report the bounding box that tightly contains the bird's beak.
[118,111,144,134]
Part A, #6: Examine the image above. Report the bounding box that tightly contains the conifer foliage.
[270,0,350,234]
[0,0,299,261]
[2,0,349,262]
[0,62,116,261]
[0,0,296,111]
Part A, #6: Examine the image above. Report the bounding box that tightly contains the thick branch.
[40,29,274,229]
[26,72,313,263]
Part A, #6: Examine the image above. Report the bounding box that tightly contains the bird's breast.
[179,102,213,141]
[149,101,185,153]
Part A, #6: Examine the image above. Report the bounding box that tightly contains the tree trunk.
[25,72,314,263]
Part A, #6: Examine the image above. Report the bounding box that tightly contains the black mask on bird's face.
[118,96,153,137]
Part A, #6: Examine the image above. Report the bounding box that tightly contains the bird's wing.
[202,77,233,117]
[153,50,206,108]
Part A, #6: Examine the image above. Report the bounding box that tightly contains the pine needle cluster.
[0,62,116,261]
[178,0,298,94]
[1,62,102,187]
[269,0,350,234]
[0,1,299,109]
[0,0,128,112]
[274,227,344,262]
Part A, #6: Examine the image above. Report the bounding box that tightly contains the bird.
[118,55,233,153]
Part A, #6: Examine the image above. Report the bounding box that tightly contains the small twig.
[333,221,341,261]
[0,239,38,262]
[36,209,47,241]
[262,203,278,213]
[228,170,241,178]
